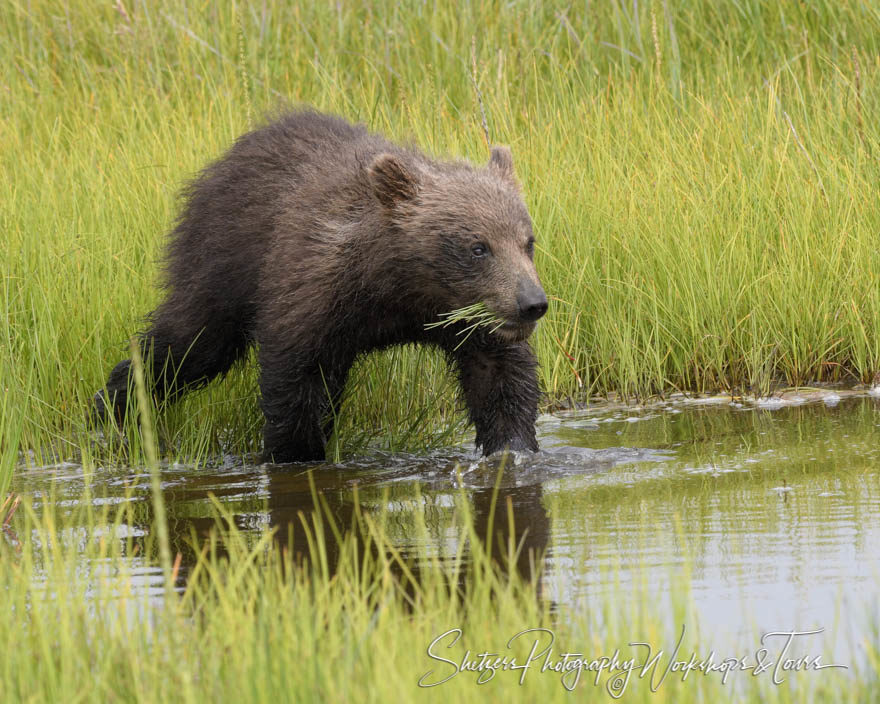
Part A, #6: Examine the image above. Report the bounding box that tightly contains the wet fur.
[97,110,544,462]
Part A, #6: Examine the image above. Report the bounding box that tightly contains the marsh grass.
[4,5,880,697]
[0,467,875,702]
[2,0,880,469]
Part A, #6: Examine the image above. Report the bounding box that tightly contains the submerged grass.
[2,0,880,467]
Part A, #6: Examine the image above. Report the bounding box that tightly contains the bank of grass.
[3,0,880,467]
[1,475,875,703]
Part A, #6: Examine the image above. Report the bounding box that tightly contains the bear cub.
[95,110,548,463]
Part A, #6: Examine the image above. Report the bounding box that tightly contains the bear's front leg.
[258,348,353,463]
[450,340,541,455]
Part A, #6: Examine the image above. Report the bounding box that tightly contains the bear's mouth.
[494,319,537,343]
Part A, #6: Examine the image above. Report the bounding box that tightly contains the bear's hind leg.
[94,304,252,424]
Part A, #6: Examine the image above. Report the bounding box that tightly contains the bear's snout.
[516,280,548,322]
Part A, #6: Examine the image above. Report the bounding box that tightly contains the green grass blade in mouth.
[425,302,506,332]
[425,303,507,348]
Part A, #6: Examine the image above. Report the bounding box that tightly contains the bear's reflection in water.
[148,454,554,593]
[118,443,665,592]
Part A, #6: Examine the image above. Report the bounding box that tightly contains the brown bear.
[95,109,547,463]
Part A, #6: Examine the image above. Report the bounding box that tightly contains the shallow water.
[14,391,880,664]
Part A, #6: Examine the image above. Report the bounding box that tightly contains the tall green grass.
[3,0,880,465]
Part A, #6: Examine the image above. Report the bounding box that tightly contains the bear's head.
[368,146,547,343]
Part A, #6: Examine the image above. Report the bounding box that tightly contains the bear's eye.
[526,237,535,255]
[471,243,489,258]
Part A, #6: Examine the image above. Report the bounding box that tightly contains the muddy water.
[15,391,880,661]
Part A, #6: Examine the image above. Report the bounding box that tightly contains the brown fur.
[95,109,548,462]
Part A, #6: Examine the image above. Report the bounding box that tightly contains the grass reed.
[2,0,879,469]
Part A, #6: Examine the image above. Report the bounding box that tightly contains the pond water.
[14,390,880,665]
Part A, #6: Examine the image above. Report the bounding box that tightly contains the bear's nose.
[517,282,548,322]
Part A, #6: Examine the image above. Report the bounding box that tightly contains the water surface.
[15,390,880,664]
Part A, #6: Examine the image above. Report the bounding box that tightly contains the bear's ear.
[368,153,420,208]
[488,145,516,183]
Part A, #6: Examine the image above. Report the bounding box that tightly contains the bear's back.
[246,110,372,166]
